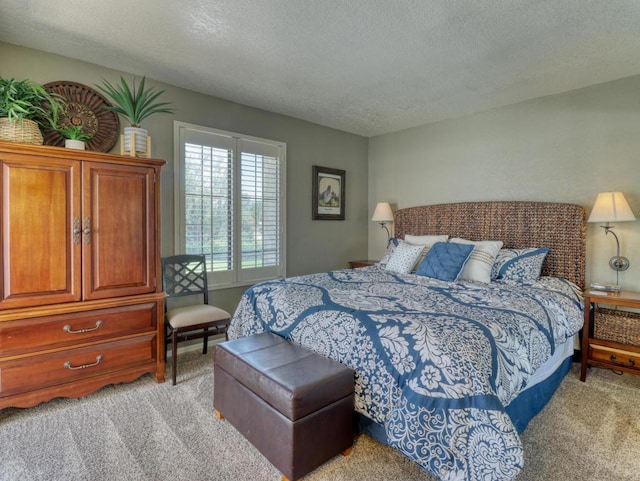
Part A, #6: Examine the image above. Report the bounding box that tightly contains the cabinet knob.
[83,217,91,244]
[73,217,81,245]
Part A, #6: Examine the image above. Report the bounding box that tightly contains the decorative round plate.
[43,81,120,152]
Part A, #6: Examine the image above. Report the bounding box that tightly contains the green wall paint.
[1,42,369,313]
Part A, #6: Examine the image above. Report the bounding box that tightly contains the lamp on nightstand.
[588,191,636,285]
[372,202,394,246]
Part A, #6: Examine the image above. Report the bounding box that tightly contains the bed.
[228,201,586,481]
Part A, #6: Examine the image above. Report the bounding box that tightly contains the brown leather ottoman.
[214,332,355,481]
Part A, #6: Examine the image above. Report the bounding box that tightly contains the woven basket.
[594,308,640,345]
[0,118,44,145]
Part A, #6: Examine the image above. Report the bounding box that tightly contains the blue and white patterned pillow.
[384,241,425,274]
[415,242,474,281]
[491,247,549,282]
[378,237,399,268]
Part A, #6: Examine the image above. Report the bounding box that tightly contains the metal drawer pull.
[610,354,636,367]
[64,355,104,370]
[63,320,103,334]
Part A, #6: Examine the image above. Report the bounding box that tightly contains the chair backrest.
[161,254,209,304]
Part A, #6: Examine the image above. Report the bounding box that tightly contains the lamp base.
[609,255,630,271]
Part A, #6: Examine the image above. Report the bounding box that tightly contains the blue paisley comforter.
[228,266,583,481]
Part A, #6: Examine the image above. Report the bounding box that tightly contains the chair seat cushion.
[167,304,231,328]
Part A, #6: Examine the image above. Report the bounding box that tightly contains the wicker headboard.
[394,201,586,288]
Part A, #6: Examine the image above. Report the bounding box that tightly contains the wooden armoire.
[0,141,166,409]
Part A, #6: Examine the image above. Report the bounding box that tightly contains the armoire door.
[0,156,82,309]
[82,162,156,300]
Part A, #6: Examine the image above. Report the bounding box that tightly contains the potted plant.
[96,76,174,155]
[57,124,93,150]
[0,77,66,145]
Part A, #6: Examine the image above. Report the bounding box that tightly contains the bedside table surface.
[584,290,640,308]
[348,259,378,268]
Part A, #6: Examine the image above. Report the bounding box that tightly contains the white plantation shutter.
[238,139,281,282]
[175,122,286,287]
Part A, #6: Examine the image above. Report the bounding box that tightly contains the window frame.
[173,121,287,289]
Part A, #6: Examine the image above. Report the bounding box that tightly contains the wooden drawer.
[0,334,156,397]
[589,343,640,372]
[0,303,156,356]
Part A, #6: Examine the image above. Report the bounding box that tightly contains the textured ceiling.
[2,0,640,137]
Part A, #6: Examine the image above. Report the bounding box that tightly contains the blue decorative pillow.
[416,242,474,281]
[405,234,449,273]
[491,247,549,282]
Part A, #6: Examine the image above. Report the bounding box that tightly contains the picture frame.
[312,165,345,220]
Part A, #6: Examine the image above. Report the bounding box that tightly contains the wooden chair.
[161,254,231,385]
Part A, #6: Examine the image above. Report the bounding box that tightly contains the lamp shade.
[371,202,394,222]
[587,192,636,223]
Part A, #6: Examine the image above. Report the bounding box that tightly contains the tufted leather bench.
[214,332,355,481]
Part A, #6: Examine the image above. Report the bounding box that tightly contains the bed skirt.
[356,352,574,448]
[506,355,573,433]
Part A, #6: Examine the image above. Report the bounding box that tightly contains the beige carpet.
[1,351,639,481]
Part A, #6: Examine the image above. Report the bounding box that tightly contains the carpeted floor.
[1,350,639,481]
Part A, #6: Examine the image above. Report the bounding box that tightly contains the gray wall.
[369,76,640,290]
[1,42,369,313]
[7,40,640,295]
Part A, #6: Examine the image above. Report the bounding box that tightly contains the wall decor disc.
[43,81,120,152]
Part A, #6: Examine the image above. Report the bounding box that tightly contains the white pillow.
[450,238,503,283]
[405,234,449,246]
[405,234,448,272]
[384,241,425,274]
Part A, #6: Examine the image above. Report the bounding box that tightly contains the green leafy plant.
[57,124,93,141]
[96,76,174,127]
[0,77,65,129]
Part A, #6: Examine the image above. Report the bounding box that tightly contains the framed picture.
[312,165,345,220]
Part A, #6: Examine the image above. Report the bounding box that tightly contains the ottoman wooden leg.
[214,409,224,419]
[281,447,351,481]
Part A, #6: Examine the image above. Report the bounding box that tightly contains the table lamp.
[372,202,394,246]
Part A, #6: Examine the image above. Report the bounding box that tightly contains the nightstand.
[580,289,640,381]
[348,260,378,269]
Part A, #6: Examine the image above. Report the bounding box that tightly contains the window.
[174,121,286,288]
